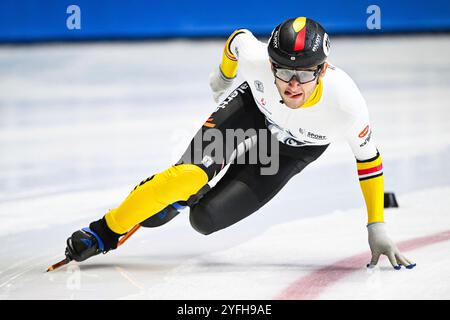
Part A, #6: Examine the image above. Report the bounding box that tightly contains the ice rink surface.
[0,35,449,299]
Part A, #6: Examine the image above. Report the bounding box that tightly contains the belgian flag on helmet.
[268,17,330,69]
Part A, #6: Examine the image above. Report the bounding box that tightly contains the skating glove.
[367,222,416,270]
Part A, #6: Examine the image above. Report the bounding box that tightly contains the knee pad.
[189,180,261,235]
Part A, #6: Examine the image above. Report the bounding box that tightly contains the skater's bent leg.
[105,164,208,234]
[66,163,207,258]
[190,144,329,235]
[189,161,297,235]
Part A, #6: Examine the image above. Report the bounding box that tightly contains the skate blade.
[46,257,71,272]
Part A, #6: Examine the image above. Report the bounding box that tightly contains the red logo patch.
[358,125,369,138]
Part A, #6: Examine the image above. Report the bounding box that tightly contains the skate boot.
[65,228,104,262]
[65,217,121,262]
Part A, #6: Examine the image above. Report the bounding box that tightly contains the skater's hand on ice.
[209,67,234,103]
[367,222,416,270]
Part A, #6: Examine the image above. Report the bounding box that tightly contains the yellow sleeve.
[356,151,384,225]
[219,29,246,79]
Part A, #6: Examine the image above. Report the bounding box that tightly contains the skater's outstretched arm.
[343,74,416,270]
